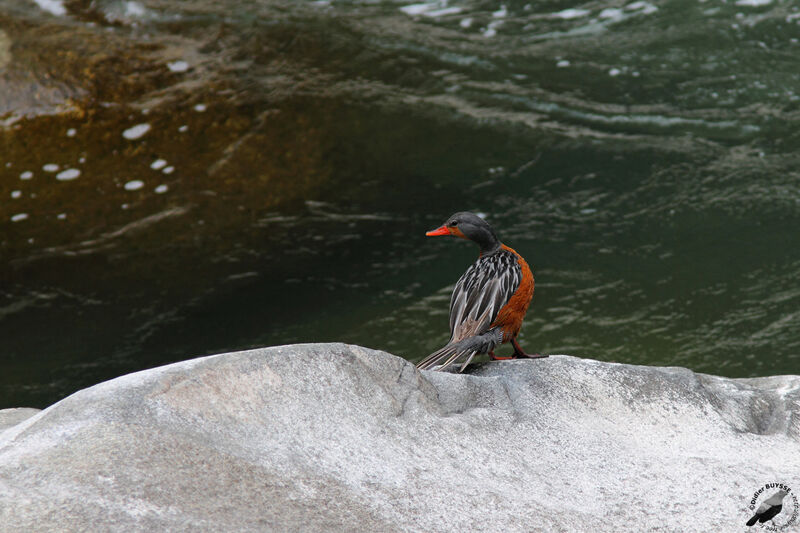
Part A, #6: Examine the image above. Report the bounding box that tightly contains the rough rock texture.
[1,343,798,532]
[0,407,39,432]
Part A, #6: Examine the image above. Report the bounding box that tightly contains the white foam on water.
[167,60,189,72]
[42,164,59,172]
[178,125,189,132]
[400,3,435,16]
[557,59,570,67]
[493,5,507,18]
[193,104,207,112]
[551,8,590,19]
[57,213,67,220]
[125,1,146,17]
[609,68,622,76]
[626,1,658,13]
[154,184,168,194]
[32,0,66,16]
[66,128,77,137]
[599,8,624,20]
[162,166,175,174]
[483,20,502,37]
[124,180,144,191]
[11,190,21,199]
[11,213,28,222]
[20,171,33,180]
[56,168,81,181]
[460,17,472,28]
[735,0,771,5]
[150,159,168,170]
[399,1,460,17]
[426,7,461,17]
[122,123,151,140]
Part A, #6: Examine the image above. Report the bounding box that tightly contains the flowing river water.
[2,0,800,407]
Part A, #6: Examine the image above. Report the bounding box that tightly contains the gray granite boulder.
[1,343,798,532]
[0,407,40,432]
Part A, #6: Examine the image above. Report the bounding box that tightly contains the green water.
[2,0,800,408]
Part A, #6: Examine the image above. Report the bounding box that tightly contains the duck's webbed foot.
[489,350,513,361]
[511,338,548,359]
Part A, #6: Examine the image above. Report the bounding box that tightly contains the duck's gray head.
[426,211,500,254]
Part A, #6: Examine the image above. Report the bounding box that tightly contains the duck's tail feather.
[416,344,477,373]
[417,329,502,372]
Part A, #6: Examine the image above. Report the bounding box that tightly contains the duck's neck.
[473,228,501,255]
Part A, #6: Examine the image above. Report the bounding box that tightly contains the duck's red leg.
[489,350,513,361]
[511,337,548,359]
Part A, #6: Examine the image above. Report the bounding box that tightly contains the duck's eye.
[449,220,459,227]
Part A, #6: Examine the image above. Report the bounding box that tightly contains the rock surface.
[1,343,798,532]
[0,407,39,432]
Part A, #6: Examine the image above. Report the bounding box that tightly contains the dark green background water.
[2,0,800,408]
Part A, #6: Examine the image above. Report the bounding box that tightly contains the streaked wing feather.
[448,250,521,342]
